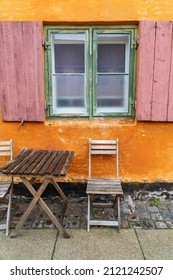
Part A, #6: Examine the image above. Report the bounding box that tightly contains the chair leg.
[6,183,13,236]
[117,196,121,233]
[87,194,90,232]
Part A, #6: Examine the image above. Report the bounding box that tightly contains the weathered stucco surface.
[0,0,173,21]
[1,0,173,183]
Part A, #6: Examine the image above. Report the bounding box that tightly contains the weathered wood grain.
[0,21,45,122]
[0,149,74,178]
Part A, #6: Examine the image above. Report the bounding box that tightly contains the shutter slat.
[151,21,172,121]
[0,22,18,121]
[23,22,37,121]
[136,20,156,121]
[167,28,173,121]
[13,22,27,121]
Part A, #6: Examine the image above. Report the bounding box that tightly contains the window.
[44,26,137,118]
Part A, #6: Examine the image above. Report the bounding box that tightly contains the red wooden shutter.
[0,21,45,122]
[136,20,173,121]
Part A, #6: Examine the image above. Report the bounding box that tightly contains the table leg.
[60,200,67,224]
[12,178,70,238]
[12,179,50,237]
[50,179,74,212]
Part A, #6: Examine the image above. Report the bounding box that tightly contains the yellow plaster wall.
[1,0,173,183]
[0,0,173,21]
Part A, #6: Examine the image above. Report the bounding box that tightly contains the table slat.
[17,150,43,174]
[38,151,59,175]
[52,151,69,176]
[2,149,32,174]
[9,150,38,174]
[60,151,74,176]
[30,151,54,176]
[23,150,48,174]
[46,151,64,174]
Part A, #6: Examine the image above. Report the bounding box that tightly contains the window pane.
[52,33,87,115]
[98,44,125,73]
[96,34,130,114]
[96,75,129,113]
[52,75,86,114]
[54,44,84,73]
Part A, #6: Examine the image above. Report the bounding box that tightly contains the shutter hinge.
[137,34,140,48]
[44,100,47,110]
[45,100,52,110]
[131,99,137,109]
[42,37,51,50]
[134,99,137,109]
[132,37,139,49]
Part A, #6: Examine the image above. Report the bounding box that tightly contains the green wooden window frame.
[44,25,137,119]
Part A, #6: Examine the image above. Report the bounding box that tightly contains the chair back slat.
[89,139,119,178]
[91,150,116,155]
[0,140,13,161]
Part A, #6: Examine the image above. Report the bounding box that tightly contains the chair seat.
[0,180,12,198]
[86,178,123,195]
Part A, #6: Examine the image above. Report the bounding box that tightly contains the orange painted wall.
[1,0,173,183]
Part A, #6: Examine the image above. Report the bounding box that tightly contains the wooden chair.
[0,140,13,236]
[86,139,123,232]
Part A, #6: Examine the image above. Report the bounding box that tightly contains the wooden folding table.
[0,148,74,238]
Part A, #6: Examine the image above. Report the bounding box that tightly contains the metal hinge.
[131,37,139,49]
[131,99,137,109]
[134,99,137,109]
[45,100,52,110]
[44,100,47,110]
[42,37,51,50]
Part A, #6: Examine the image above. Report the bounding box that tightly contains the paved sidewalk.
[1,185,173,260]
[0,228,173,260]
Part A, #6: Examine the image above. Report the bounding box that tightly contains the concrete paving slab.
[0,229,58,260]
[53,228,144,260]
[136,229,173,260]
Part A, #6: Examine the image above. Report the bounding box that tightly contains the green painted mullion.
[92,29,97,116]
[44,29,53,117]
[86,28,92,118]
[128,29,137,117]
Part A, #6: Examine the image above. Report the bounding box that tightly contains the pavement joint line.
[51,229,59,260]
[134,229,146,260]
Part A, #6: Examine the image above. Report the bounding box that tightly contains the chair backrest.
[88,139,119,178]
[0,140,13,161]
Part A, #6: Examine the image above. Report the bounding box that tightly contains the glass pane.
[98,44,125,73]
[51,32,87,114]
[96,75,129,113]
[52,75,86,114]
[54,33,86,42]
[54,44,84,73]
[97,34,129,73]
